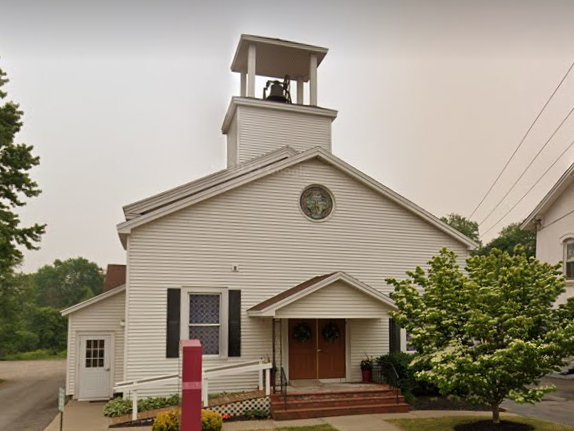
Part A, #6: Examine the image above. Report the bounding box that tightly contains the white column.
[240,71,246,97]
[258,359,263,390]
[131,390,138,421]
[310,54,318,106]
[297,77,304,104]
[203,378,209,407]
[247,43,256,98]
[265,368,271,396]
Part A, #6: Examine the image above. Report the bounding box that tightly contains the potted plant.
[360,356,373,383]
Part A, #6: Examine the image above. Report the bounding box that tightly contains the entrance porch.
[247,272,398,390]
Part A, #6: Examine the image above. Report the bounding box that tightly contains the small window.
[189,294,220,355]
[85,339,105,368]
[566,241,574,280]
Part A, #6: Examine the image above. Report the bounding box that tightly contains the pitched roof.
[61,284,125,316]
[249,273,335,312]
[123,146,297,220]
[247,271,396,316]
[117,146,479,250]
[521,162,574,230]
[103,264,126,293]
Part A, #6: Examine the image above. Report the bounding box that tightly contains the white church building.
[62,35,477,407]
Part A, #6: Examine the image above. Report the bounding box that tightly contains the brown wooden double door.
[288,319,346,380]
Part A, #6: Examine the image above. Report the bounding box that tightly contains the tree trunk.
[492,403,500,424]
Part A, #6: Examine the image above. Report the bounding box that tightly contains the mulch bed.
[454,420,534,431]
[411,395,492,411]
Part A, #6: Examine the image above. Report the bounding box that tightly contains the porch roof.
[247,272,396,318]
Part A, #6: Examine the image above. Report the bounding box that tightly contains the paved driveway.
[0,360,66,431]
[502,376,574,427]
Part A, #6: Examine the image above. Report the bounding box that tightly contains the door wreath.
[322,322,340,343]
[293,322,312,343]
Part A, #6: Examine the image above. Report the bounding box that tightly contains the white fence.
[114,359,272,421]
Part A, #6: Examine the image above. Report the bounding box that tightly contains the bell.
[266,81,288,103]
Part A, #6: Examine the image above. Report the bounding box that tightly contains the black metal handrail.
[376,360,401,404]
[280,367,288,410]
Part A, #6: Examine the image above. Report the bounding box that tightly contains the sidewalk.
[43,401,509,431]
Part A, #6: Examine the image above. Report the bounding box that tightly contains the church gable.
[131,155,471,288]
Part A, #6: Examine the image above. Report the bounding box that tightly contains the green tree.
[0,63,45,357]
[440,213,481,245]
[27,306,67,351]
[32,257,104,309]
[0,64,45,274]
[388,246,574,424]
[479,222,536,258]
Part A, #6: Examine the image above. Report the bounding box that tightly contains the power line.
[480,135,574,239]
[468,58,574,220]
[478,101,574,226]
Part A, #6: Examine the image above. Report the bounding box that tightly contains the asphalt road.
[0,360,66,431]
[502,376,574,427]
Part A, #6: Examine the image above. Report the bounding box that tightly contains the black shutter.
[166,288,181,358]
[389,318,401,353]
[228,290,241,357]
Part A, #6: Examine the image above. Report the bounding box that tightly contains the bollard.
[181,340,202,431]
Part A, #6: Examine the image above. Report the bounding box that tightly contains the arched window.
[565,239,574,280]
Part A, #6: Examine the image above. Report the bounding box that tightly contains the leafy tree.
[388,246,574,424]
[0,64,45,274]
[0,62,45,357]
[27,306,67,351]
[479,222,536,258]
[31,257,104,309]
[440,213,481,245]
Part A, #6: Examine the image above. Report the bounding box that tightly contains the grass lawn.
[1,349,66,361]
[242,426,337,431]
[388,416,574,431]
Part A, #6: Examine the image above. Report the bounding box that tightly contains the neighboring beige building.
[522,162,574,306]
[62,35,477,401]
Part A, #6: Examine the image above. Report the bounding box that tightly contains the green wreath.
[322,322,340,343]
[293,322,312,343]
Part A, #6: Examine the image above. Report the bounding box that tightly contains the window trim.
[564,239,574,280]
[180,287,228,359]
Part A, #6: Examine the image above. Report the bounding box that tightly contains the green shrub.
[103,394,181,417]
[103,397,132,417]
[377,352,439,399]
[151,409,222,431]
[153,410,180,431]
[201,410,222,431]
[243,409,268,419]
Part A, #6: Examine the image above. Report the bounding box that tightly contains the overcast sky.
[2,0,574,272]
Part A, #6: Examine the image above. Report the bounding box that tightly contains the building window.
[189,294,221,355]
[566,241,574,280]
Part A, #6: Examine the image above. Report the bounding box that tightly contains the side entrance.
[78,334,112,400]
[288,319,346,380]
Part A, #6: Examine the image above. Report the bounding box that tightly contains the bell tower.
[222,35,338,167]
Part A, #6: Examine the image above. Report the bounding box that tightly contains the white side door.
[78,335,112,400]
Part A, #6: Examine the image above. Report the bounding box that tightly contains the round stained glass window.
[300,185,334,221]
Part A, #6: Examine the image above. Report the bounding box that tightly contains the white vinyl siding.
[234,105,332,164]
[536,181,574,305]
[226,116,238,167]
[66,291,125,398]
[276,281,392,318]
[125,158,469,395]
[348,319,388,382]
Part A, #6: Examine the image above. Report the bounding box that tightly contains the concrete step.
[271,403,410,420]
[271,395,404,410]
[270,389,397,402]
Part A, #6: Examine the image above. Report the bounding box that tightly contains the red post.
[181,340,202,431]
